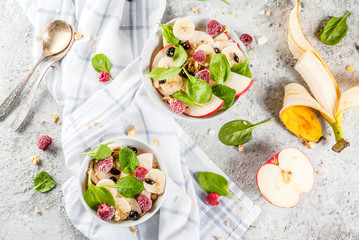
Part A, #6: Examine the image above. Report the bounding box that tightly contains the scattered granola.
[175,196,179,203]
[192,6,199,14]
[87,124,91,129]
[89,36,93,41]
[183,174,187,180]
[241,207,246,212]
[30,155,40,165]
[230,12,236,17]
[320,161,324,165]
[99,123,103,127]
[128,126,137,136]
[24,32,29,37]
[57,119,62,125]
[242,121,248,125]
[39,120,45,125]
[348,192,352,197]
[92,45,96,53]
[266,10,272,17]
[248,3,252,7]
[34,206,40,213]
[74,32,83,40]
[35,35,41,41]
[346,65,355,72]
[93,121,99,126]
[238,145,244,152]
[52,113,58,122]
[224,221,229,227]
[215,236,222,240]
[152,138,158,145]
[130,226,137,233]
[316,171,320,175]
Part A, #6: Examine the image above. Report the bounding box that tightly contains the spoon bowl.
[42,20,73,57]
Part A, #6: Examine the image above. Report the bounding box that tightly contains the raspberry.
[97,157,113,172]
[206,20,223,36]
[137,194,152,212]
[240,34,253,47]
[195,70,210,84]
[97,203,115,221]
[205,192,219,206]
[193,50,206,63]
[37,135,52,151]
[99,70,110,82]
[170,99,186,114]
[134,167,148,181]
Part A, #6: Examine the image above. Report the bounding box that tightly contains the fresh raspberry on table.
[97,203,115,221]
[205,192,219,206]
[170,99,186,114]
[195,69,210,84]
[97,157,113,172]
[99,70,110,82]
[192,50,206,63]
[134,167,148,181]
[240,34,253,46]
[206,20,223,36]
[137,194,152,212]
[37,135,52,151]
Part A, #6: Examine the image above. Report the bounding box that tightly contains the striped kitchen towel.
[18,0,260,239]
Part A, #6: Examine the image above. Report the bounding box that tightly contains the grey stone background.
[0,0,358,239]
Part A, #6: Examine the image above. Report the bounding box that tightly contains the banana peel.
[280,1,359,153]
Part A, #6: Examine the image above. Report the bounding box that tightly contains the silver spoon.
[12,25,75,131]
[0,20,72,122]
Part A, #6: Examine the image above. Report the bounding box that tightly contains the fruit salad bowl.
[140,16,251,122]
[78,137,168,227]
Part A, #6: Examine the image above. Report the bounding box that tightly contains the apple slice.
[256,148,315,208]
[137,152,154,170]
[214,32,229,41]
[225,72,253,97]
[152,45,172,70]
[184,95,224,117]
[189,31,214,46]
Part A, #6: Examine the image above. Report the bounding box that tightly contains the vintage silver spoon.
[12,25,74,131]
[0,20,72,122]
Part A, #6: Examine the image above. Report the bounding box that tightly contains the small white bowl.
[78,137,168,227]
[140,16,247,122]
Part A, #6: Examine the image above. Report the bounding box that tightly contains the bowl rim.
[140,16,247,122]
[78,136,168,227]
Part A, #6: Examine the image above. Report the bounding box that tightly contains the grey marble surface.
[0,0,358,239]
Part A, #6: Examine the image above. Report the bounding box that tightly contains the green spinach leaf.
[231,50,253,78]
[147,67,182,80]
[119,147,139,174]
[173,91,201,107]
[197,172,236,200]
[212,85,236,110]
[173,45,187,67]
[91,54,113,79]
[183,68,212,104]
[218,119,273,146]
[80,144,112,160]
[320,12,350,46]
[29,171,56,193]
[158,23,181,47]
[104,176,144,198]
[209,53,231,85]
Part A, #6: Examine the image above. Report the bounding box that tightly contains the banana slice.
[158,57,175,69]
[160,75,184,96]
[173,18,195,41]
[196,44,216,65]
[114,197,131,221]
[144,169,166,194]
[96,179,118,199]
[222,46,244,67]
[126,198,142,215]
[106,142,122,151]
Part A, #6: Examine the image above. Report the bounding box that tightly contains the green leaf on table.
[147,67,182,80]
[212,85,236,110]
[91,53,113,79]
[173,45,187,67]
[104,176,144,198]
[119,147,139,174]
[231,50,253,78]
[183,68,212,104]
[80,144,112,160]
[158,23,181,47]
[209,53,231,85]
[197,172,236,200]
[320,11,350,46]
[173,91,201,107]
[29,171,56,193]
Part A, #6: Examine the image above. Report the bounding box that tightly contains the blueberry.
[145,179,155,185]
[180,69,187,78]
[110,176,117,183]
[158,80,166,84]
[110,168,121,175]
[233,53,240,63]
[129,211,139,220]
[166,47,175,57]
[214,48,221,54]
[181,42,190,50]
[128,146,138,154]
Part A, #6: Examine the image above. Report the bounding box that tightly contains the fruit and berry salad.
[147,18,254,118]
[82,142,166,222]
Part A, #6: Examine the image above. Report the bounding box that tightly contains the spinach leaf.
[147,67,182,80]
[320,12,350,46]
[212,85,236,110]
[158,23,180,47]
[173,91,201,107]
[80,144,112,160]
[209,53,231,85]
[197,172,236,200]
[183,68,212,104]
[218,119,273,146]
[231,50,253,78]
[91,54,113,79]
[29,171,56,193]
[84,170,116,211]
[173,45,187,67]
[104,176,144,198]
[119,147,139,174]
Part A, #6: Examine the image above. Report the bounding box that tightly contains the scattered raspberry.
[193,50,206,63]
[137,194,152,212]
[134,167,148,181]
[97,157,113,172]
[97,203,115,221]
[37,135,52,151]
[195,70,210,83]
[205,192,219,206]
[206,20,223,36]
[99,70,110,82]
[170,99,186,114]
[240,34,253,46]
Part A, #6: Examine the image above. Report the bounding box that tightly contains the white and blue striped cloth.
[18,0,260,239]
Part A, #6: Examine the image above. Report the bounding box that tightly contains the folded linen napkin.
[17,0,261,239]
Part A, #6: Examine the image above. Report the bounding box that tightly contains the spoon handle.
[12,61,52,131]
[0,56,44,122]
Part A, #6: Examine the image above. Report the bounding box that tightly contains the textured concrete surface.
[1,0,358,239]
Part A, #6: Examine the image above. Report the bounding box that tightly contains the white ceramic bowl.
[140,16,247,122]
[78,137,168,227]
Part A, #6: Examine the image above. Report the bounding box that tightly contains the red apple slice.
[256,148,315,208]
[152,45,173,70]
[189,31,214,46]
[184,95,224,117]
[225,72,253,97]
[137,152,154,170]
[214,32,229,41]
